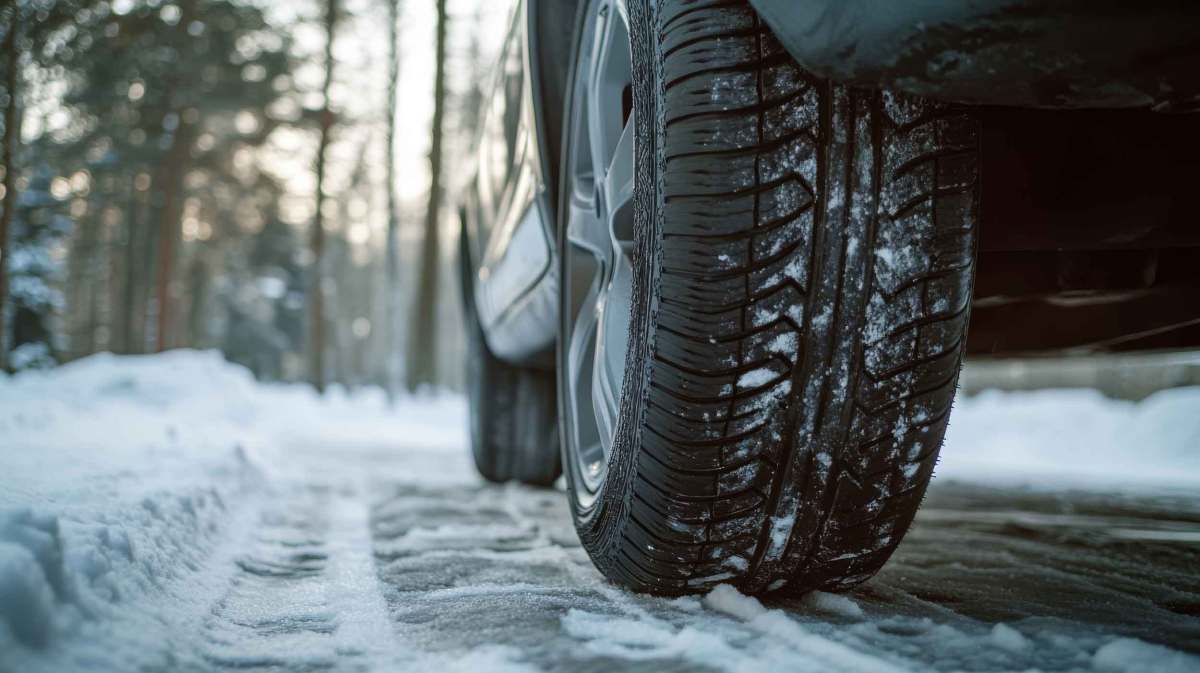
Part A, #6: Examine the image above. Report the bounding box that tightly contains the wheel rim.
[562,0,635,503]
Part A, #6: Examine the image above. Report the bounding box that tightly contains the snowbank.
[0,350,465,664]
[941,386,1200,491]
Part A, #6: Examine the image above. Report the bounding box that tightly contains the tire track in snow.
[201,481,404,672]
[368,483,715,673]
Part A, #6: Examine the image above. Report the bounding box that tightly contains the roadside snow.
[941,386,1200,491]
[0,350,465,671]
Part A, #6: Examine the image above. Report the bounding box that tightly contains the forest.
[0,0,499,392]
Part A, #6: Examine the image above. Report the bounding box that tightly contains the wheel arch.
[748,0,1200,110]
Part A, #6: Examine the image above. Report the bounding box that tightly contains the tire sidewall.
[558,0,661,571]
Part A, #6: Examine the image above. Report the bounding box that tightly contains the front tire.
[559,0,979,595]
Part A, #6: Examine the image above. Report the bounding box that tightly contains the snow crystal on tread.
[737,368,777,390]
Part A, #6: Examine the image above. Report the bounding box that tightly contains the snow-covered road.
[2,352,1198,672]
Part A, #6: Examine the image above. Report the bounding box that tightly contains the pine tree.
[46,0,292,356]
[6,161,70,369]
[1,0,88,370]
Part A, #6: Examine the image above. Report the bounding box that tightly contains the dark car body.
[751,0,1200,111]
[457,0,1200,365]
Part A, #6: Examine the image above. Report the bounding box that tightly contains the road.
[2,354,1198,672]
[187,440,1200,673]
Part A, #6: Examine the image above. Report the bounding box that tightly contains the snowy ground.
[1,351,1198,673]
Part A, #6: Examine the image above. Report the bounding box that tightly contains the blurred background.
[0,0,511,393]
[4,0,1200,400]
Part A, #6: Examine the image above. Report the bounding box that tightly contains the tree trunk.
[0,15,20,371]
[153,0,197,353]
[118,180,140,353]
[407,0,447,391]
[135,188,157,352]
[153,124,190,352]
[66,215,99,358]
[86,220,104,352]
[309,0,338,393]
[384,0,402,400]
[186,252,209,347]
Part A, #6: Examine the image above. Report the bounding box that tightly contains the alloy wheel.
[561,0,635,506]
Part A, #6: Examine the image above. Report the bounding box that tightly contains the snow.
[2,351,1198,672]
[736,367,776,389]
[765,513,793,557]
[1092,638,1200,673]
[0,537,57,648]
[0,350,466,672]
[989,623,1030,653]
[766,332,798,357]
[940,386,1200,491]
[801,590,865,619]
[703,585,904,672]
[705,584,765,620]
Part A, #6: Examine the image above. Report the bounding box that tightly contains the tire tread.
[591,0,979,595]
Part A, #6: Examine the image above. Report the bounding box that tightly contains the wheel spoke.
[566,268,606,476]
[585,24,611,184]
[591,248,632,454]
[566,183,610,259]
[603,117,635,245]
[587,0,632,188]
[568,279,599,410]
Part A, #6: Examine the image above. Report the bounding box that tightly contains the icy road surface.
[1,352,1198,672]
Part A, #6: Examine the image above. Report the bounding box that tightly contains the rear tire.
[561,0,979,595]
[463,244,561,488]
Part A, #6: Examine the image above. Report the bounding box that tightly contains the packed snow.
[1,351,1198,672]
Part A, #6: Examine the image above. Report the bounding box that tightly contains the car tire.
[462,240,562,488]
[559,0,979,595]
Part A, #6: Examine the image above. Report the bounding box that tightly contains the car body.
[751,0,1200,111]
[458,0,1200,366]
